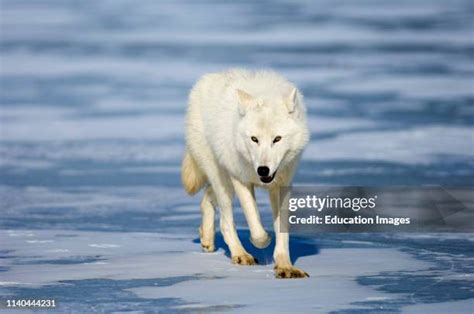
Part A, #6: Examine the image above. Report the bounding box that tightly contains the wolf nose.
[257,166,270,177]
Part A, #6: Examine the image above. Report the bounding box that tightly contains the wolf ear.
[285,88,298,114]
[236,89,254,115]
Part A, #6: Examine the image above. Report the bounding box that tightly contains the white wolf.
[182,69,310,278]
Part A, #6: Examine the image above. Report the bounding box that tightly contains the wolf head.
[235,88,309,184]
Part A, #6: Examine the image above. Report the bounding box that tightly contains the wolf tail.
[181,150,206,195]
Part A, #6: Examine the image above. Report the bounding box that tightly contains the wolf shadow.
[193,229,319,265]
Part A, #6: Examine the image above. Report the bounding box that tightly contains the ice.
[305,126,474,164]
[1,229,429,312]
[402,299,474,314]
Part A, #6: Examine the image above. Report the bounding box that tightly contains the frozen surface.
[1,0,473,313]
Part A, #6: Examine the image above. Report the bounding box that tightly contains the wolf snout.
[257,166,270,177]
[258,166,276,184]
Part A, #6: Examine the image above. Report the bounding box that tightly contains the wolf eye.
[251,136,259,143]
[273,136,282,143]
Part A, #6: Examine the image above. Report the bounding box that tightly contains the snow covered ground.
[1,0,473,312]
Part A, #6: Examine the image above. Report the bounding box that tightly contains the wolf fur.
[182,69,310,278]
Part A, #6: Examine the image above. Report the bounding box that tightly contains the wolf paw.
[232,254,258,266]
[250,232,271,249]
[199,226,215,252]
[274,266,309,279]
[201,242,215,252]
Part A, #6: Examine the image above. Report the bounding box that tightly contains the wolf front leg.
[269,187,309,279]
[231,177,271,249]
[211,178,257,265]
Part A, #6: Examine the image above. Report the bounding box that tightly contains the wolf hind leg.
[200,186,216,252]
